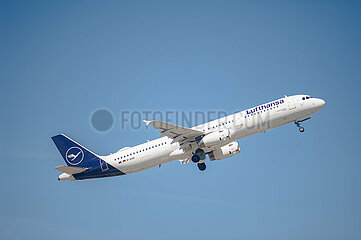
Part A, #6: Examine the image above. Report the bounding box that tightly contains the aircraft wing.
[144,120,204,147]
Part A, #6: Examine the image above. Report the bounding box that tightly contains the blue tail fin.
[51,134,100,168]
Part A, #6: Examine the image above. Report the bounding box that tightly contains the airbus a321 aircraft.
[52,94,325,181]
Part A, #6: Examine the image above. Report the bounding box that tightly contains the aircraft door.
[288,98,296,110]
[235,114,244,129]
[100,159,109,171]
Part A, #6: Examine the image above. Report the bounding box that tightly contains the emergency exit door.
[288,98,296,110]
[100,159,109,171]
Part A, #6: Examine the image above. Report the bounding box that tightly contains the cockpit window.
[303,96,311,100]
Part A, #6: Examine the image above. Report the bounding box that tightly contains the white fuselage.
[103,95,325,174]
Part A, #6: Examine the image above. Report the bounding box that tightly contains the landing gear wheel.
[197,163,206,171]
[299,127,305,132]
[192,155,200,163]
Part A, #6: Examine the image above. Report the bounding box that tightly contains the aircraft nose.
[314,98,325,110]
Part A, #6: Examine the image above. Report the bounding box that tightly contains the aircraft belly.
[120,151,171,174]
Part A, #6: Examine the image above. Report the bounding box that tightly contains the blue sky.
[1,0,361,239]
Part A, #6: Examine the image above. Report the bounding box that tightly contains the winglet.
[143,120,151,126]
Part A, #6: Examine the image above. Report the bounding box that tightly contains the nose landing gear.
[295,121,305,132]
[294,116,311,133]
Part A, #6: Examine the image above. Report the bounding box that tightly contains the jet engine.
[199,129,231,147]
[208,142,240,161]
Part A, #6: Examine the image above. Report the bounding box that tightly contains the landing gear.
[192,148,205,163]
[191,155,200,163]
[295,121,305,133]
[197,162,206,171]
[294,116,311,133]
[192,149,207,171]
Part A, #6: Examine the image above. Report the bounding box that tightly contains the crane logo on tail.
[65,147,84,165]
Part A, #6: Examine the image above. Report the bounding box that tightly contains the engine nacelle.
[208,142,240,161]
[199,129,231,148]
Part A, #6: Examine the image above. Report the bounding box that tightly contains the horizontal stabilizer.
[55,166,88,174]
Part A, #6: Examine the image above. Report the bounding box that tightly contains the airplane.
[52,94,325,181]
